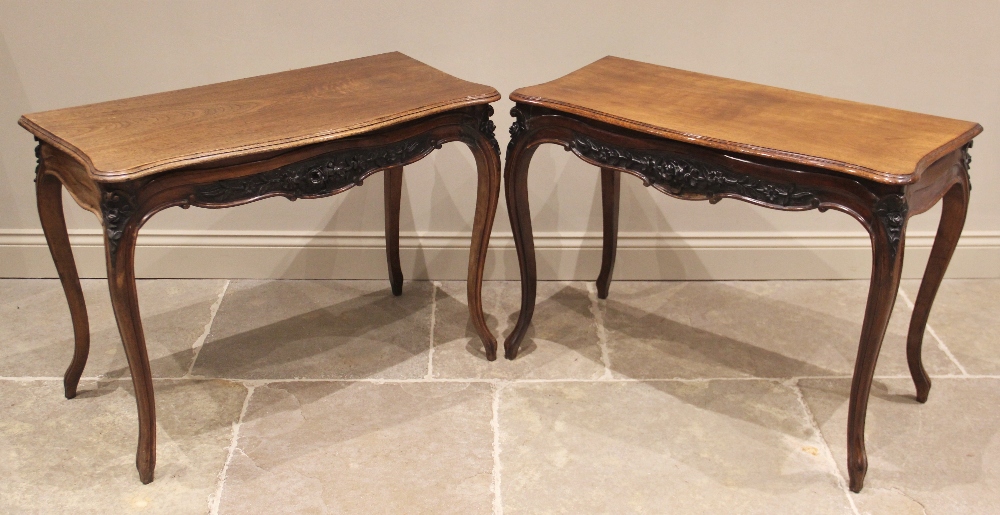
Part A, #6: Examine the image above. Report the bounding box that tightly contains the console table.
[503,56,981,492]
[20,52,502,483]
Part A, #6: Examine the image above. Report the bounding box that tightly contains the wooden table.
[503,56,982,492]
[20,52,502,483]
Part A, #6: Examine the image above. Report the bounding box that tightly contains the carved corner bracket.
[961,140,973,171]
[191,135,440,207]
[100,187,138,257]
[874,194,908,259]
[568,135,820,209]
[961,140,974,191]
[474,104,500,158]
[507,106,528,156]
[33,138,44,182]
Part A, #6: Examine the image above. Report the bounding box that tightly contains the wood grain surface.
[511,56,981,184]
[20,52,499,182]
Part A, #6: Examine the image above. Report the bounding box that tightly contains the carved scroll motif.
[192,136,439,206]
[569,135,819,209]
[507,107,528,156]
[874,194,908,259]
[962,140,974,171]
[32,139,44,182]
[476,104,500,157]
[961,141,974,191]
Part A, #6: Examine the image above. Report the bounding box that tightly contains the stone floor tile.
[601,280,960,380]
[500,380,854,514]
[193,280,432,380]
[900,279,1000,374]
[798,377,1000,514]
[432,281,606,380]
[0,378,246,514]
[0,279,227,379]
[218,381,493,514]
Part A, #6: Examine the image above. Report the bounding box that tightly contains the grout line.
[897,289,969,376]
[187,280,230,378]
[493,282,511,346]
[790,380,861,515]
[0,376,71,381]
[8,278,993,512]
[210,383,255,515]
[897,286,914,311]
[426,281,439,380]
[926,324,969,376]
[4,373,1000,384]
[197,376,875,384]
[491,381,505,515]
[586,283,613,380]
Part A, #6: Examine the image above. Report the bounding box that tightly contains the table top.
[20,52,499,182]
[511,57,981,184]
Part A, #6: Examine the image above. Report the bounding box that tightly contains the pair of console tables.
[20,52,981,492]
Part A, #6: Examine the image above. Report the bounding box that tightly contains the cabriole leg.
[464,134,502,361]
[384,165,404,296]
[103,208,156,484]
[502,138,540,360]
[906,178,969,402]
[847,201,907,492]
[596,167,620,299]
[36,171,91,399]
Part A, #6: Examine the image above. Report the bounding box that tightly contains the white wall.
[1,0,998,280]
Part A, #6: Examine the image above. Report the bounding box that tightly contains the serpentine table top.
[511,56,980,184]
[19,51,500,181]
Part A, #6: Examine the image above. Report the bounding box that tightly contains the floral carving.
[569,135,819,209]
[100,188,137,256]
[192,136,438,206]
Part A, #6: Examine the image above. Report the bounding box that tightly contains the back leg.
[36,170,91,399]
[384,166,404,296]
[596,167,620,299]
[906,178,969,402]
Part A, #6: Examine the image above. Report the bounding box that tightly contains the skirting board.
[1,229,998,280]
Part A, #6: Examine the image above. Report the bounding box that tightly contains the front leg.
[848,193,908,492]
[464,107,502,361]
[502,111,541,360]
[101,187,157,484]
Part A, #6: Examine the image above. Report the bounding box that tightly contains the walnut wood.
[597,168,620,299]
[503,101,978,493]
[906,170,970,403]
[465,108,502,361]
[35,156,90,400]
[24,57,501,483]
[19,52,500,181]
[847,210,906,492]
[384,166,404,296]
[511,57,981,184]
[503,120,540,360]
[104,216,156,484]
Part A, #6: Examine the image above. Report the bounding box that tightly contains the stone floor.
[1,278,998,514]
